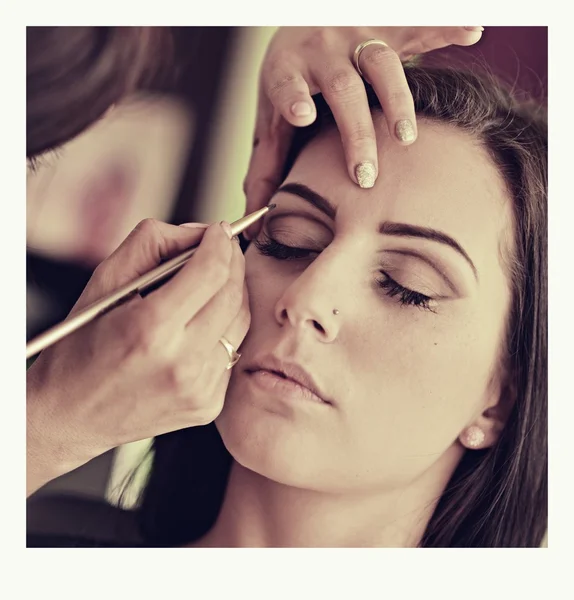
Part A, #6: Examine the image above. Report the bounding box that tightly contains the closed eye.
[376,272,437,313]
[253,235,319,261]
[255,234,439,314]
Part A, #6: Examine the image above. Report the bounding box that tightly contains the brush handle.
[26,205,273,359]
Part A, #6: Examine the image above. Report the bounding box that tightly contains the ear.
[459,369,517,450]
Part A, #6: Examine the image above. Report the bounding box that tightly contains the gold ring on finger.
[352,39,390,78]
[218,336,242,370]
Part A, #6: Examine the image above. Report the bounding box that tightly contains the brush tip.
[267,203,277,211]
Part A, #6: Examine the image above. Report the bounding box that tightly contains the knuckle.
[267,71,298,100]
[193,402,222,426]
[134,218,160,237]
[182,355,205,383]
[187,388,224,425]
[347,124,376,147]
[301,28,333,51]
[129,304,162,353]
[325,69,356,97]
[165,362,189,393]
[363,46,395,68]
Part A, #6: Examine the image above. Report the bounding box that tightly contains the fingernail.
[291,101,312,117]
[395,119,416,143]
[220,221,233,239]
[355,161,377,189]
[232,235,240,244]
[464,26,484,32]
[180,222,208,228]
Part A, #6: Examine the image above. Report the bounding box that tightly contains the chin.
[215,373,328,489]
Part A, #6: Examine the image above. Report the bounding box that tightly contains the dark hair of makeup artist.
[128,65,547,548]
[26,26,174,161]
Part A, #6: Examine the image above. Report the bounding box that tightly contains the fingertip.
[354,161,377,189]
[291,101,313,117]
[395,119,417,144]
[286,101,316,126]
[220,221,234,240]
[458,26,484,45]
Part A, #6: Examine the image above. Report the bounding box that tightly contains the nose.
[274,262,343,344]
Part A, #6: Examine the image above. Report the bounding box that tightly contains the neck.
[191,447,462,548]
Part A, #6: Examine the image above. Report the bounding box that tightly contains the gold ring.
[218,336,241,370]
[352,39,390,78]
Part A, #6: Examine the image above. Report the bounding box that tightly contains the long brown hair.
[136,65,548,547]
[26,26,174,160]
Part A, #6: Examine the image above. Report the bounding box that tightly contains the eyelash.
[254,235,436,312]
[26,147,63,174]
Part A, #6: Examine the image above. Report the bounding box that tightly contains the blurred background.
[26,26,547,544]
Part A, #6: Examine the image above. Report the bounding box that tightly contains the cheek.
[243,254,288,329]
[343,301,506,464]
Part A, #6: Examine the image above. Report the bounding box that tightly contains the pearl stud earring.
[463,425,486,449]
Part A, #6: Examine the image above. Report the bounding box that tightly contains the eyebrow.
[379,222,478,280]
[278,183,337,220]
[276,182,478,281]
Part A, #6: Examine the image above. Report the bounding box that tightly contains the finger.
[452,26,484,45]
[263,59,316,127]
[243,177,278,241]
[395,26,484,60]
[211,369,233,416]
[357,43,417,147]
[211,285,250,376]
[190,277,250,424]
[315,64,379,188]
[243,94,293,240]
[202,287,250,418]
[75,219,209,309]
[196,360,235,425]
[187,238,247,345]
[148,221,234,324]
[187,242,250,387]
[213,278,251,376]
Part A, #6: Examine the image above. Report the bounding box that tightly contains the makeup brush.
[26,204,275,359]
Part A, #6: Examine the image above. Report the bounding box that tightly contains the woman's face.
[217,117,514,494]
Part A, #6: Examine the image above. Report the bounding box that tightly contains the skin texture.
[202,116,515,547]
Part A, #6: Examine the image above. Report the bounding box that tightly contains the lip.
[245,355,332,405]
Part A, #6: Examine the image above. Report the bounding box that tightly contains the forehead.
[286,117,514,273]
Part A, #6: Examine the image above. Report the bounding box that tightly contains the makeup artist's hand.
[26,219,249,497]
[243,26,483,238]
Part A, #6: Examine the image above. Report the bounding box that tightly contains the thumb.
[74,219,208,309]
